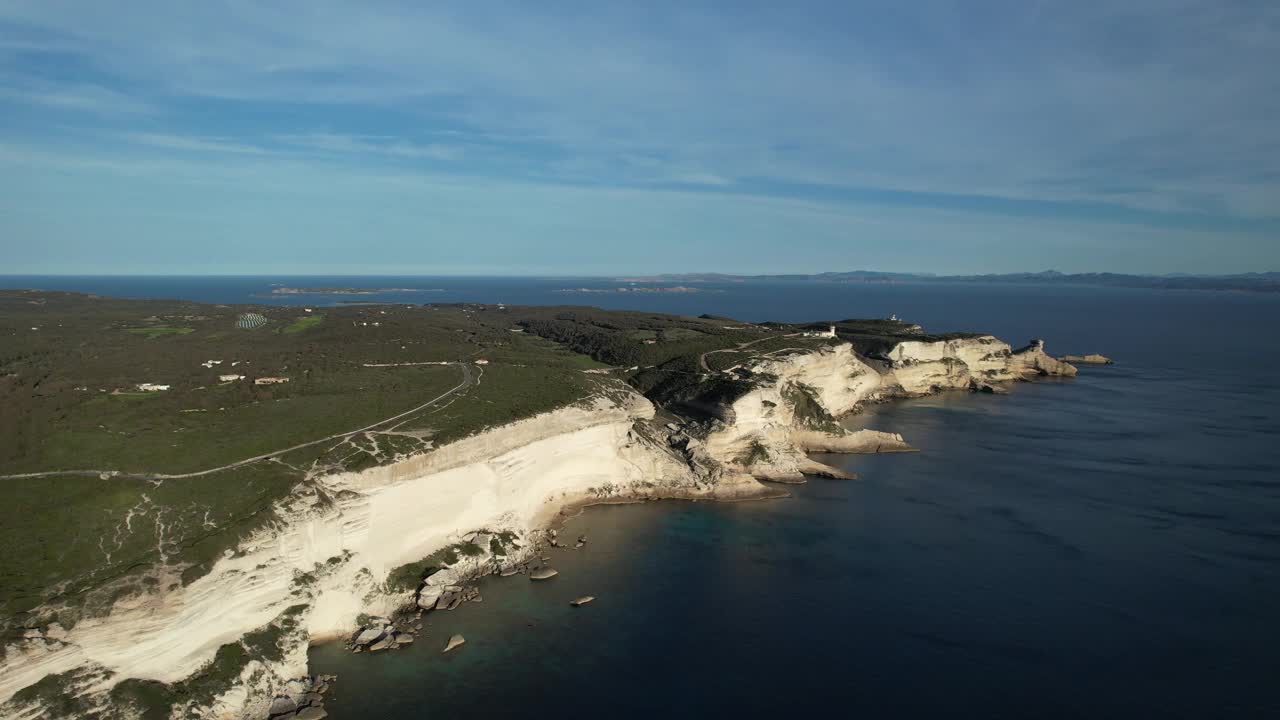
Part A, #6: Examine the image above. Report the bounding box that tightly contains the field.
[0,293,616,624]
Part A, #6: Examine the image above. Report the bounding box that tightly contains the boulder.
[368,637,394,652]
[268,697,298,716]
[443,634,466,653]
[394,632,414,645]
[530,568,559,581]
[294,708,328,720]
[417,586,442,610]
[570,596,595,607]
[354,627,383,645]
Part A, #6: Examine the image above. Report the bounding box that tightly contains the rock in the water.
[1062,353,1113,365]
[368,637,394,652]
[500,568,518,577]
[268,697,297,716]
[570,596,595,607]
[443,634,466,653]
[294,708,328,720]
[394,632,414,645]
[530,567,559,581]
[353,627,383,645]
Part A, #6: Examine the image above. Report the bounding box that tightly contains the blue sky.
[1,1,1277,275]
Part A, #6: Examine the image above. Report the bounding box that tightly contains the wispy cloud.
[0,83,154,114]
[121,133,271,156]
[274,133,462,161]
[0,1,1277,273]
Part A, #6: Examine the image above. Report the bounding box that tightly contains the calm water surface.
[5,277,1278,717]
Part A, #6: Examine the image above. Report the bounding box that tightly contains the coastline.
[0,333,1077,719]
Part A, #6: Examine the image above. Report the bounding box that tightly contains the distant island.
[615,270,1280,293]
[557,286,715,294]
[266,287,445,295]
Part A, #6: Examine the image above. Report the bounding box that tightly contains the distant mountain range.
[614,270,1280,293]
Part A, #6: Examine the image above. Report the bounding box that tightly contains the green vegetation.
[281,315,324,334]
[0,462,295,619]
[384,543,464,592]
[512,306,772,367]
[781,381,841,431]
[125,326,194,339]
[738,440,770,466]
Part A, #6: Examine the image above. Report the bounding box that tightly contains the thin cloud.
[275,133,462,161]
[0,83,155,114]
[121,133,272,156]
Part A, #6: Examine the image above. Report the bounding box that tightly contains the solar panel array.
[236,313,267,330]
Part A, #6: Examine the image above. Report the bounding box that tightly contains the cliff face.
[700,337,1075,483]
[0,335,1076,719]
[0,391,776,719]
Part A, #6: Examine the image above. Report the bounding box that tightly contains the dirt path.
[698,333,801,372]
[0,362,477,482]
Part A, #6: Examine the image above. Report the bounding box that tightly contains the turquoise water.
[6,277,1279,717]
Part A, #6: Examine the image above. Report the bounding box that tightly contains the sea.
[3,276,1278,718]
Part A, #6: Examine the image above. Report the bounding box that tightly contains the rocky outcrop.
[1008,339,1078,378]
[698,336,1074,486]
[1062,353,1113,365]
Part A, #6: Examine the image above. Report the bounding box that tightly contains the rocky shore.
[0,332,1080,720]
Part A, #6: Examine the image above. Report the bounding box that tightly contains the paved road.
[0,362,477,481]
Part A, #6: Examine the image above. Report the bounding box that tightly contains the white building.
[802,325,837,339]
[136,383,170,392]
[218,374,245,382]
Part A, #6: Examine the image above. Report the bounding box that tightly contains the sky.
[0,0,1277,276]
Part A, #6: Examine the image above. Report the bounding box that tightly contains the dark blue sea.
[4,276,1278,717]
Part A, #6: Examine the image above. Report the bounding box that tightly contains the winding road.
[698,333,806,372]
[0,361,477,482]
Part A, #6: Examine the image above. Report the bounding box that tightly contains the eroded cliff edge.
[0,335,1075,719]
